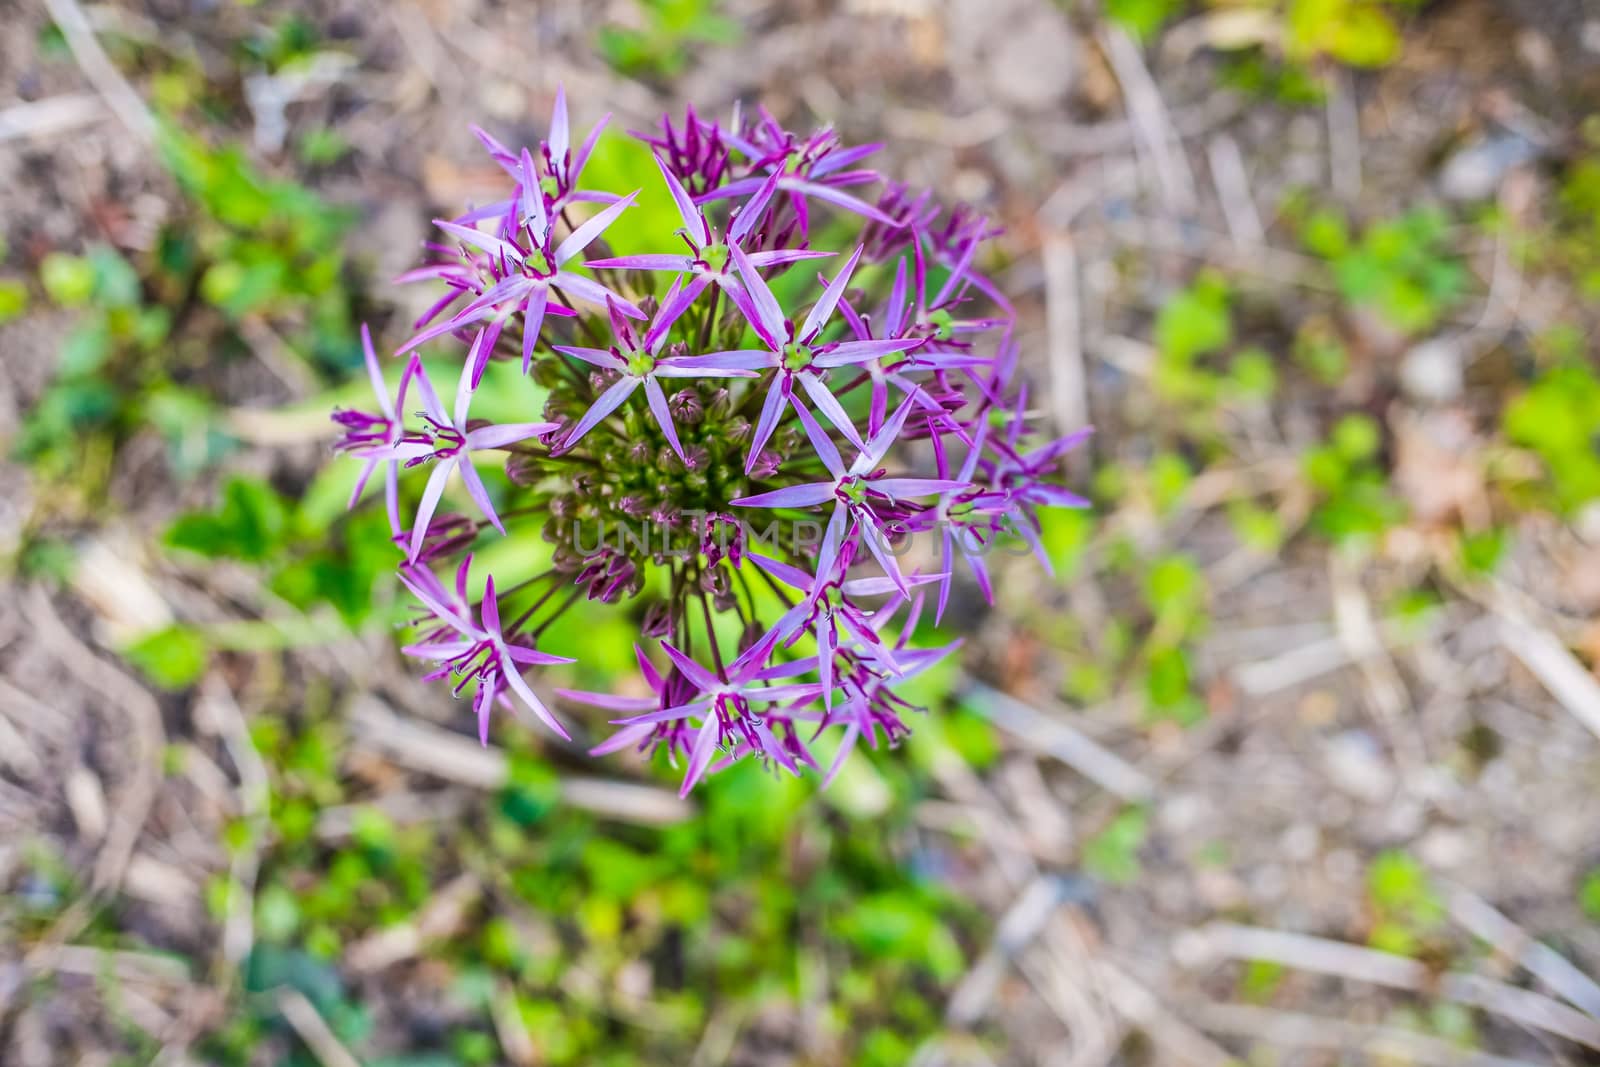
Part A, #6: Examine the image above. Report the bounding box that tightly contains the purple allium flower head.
[333,88,1091,792]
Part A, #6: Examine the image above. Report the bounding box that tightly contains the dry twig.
[40,0,156,144]
[275,989,362,1067]
[1494,611,1600,744]
[1442,881,1600,1020]
[1192,1001,1544,1067]
[0,93,105,143]
[24,587,165,899]
[958,677,1153,802]
[1098,26,1198,214]
[1178,922,1600,1051]
[1043,233,1090,449]
[350,697,693,823]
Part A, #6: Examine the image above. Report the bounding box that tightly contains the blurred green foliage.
[1104,0,1424,102]
[1291,202,1467,336]
[1304,413,1404,544]
[1366,850,1444,958]
[159,124,361,373]
[178,699,988,1066]
[1083,808,1149,884]
[1504,364,1600,515]
[14,125,362,513]
[597,0,739,81]
[1547,128,1600,299]
[1580,867,1600,924]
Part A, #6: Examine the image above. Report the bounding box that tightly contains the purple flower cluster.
[333,92,1089,794]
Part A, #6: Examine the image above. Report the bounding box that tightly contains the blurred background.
[4,0,1600,1064]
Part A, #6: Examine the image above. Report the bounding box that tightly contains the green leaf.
[1144,554,1206,625]
[0,278,29,323]
[1333,413,1382,461]
[1155,273,1231,365]
[1105,0,1184,41]
[1084,808,1148,884]
[1504,364,1600,512]
[39,252,95,307]
[88,245,141,308]
[255,883,301,942]
[122,625,210,690]
[165,476,289,562]
[59,320,113,376]
[1579,867,1600,923]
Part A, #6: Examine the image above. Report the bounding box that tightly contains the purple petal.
[859,521,909,597]
[744,380,787,474]
[571,111,610,183]
[871,477,969,499]
[548,86,570,168]
[860,391,920,469]
[655,153,708,243]
[552,272,644,317]
[659,641,720,693]
[811,143,882,177]
[613,700,710,727]
[472,124,517,170]
[502,644,575,666]
[434,218,522,262]
[680,714,721,796]
[729,241,787,349]
[590,722,656,756]
[661,349,772,373]
[693,175,764,205]
[789,396,845,479]
[465,421,556,450]
[645,274,702,352]
[821,723,860,789]
[408,461,453,562]
[748,553,816,592]
[800,245,862,343]
[563,377,639,451]
[458,459,503,534]
[745,248,834,268]
[728,169,782,243]
[779,179,896,224]
[518,147,549,237]
[799,374,866,453]
[509,291,541,374]
[643,377,685,460]
[732,481,835,509]
[554,191,639,266]
[502,659,572,740]
[555,688,657,713]
[480,576,502,636]
[584,253,696,271]
[813,337,923,368]
[552,345,621,370]
[359,324,394,419]
[453,339,481,427]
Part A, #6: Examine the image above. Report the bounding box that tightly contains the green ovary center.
[523,249,553,277]
[625,347,657,377]
[839,476,868,505]
[700,243,729,272]
[783,342,814,372]
[927,308,955,341]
